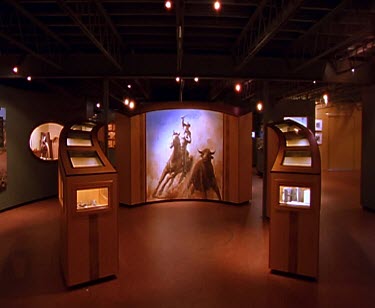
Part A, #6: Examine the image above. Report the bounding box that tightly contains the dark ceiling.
[0,0,374,112]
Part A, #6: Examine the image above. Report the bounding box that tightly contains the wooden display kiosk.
[58,121,118,287]
[267,120,321,278]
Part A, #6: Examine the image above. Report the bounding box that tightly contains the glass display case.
[270,120,320,173]
[76,187,108,211]
[58,120,118,287]
[266,119,321,279]
[69,151,103,168]
[279,185,311,207]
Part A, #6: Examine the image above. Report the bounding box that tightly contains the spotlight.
[235,83,241,92]
[194,77,199,82]
[124,98,129,106]
[256,101,263,112]
[96,103,101,108]
[127,84,132,89]
[214,1,221,11]
[165,1,172,10]
[176,77,181,83]
[12,66,18,74]
[27,76,32,82]
[129,101,135,109]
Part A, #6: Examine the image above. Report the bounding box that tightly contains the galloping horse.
[152,132,192,198]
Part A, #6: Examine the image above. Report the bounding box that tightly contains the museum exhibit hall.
[0,0,374,307]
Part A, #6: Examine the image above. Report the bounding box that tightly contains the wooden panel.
[130,114,146,204]
[328,115,355,170]
[115,113,131,205]
[263,127,279,218]
[238,112,252,203]
[223,114,239,202]
[269,173,320,278]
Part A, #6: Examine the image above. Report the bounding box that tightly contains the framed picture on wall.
[315,132,322,145]
[315,119,323,131]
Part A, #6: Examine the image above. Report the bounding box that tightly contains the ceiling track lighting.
[214,1,221,11]
[165,1,172,10]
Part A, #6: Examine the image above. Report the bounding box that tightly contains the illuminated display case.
[266,119,321,279]
[58,121,118,287]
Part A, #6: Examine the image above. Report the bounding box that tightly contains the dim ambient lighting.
[235,83,241,92]
[165,1,172,10]
[214,1,221,11]
[129,101,135,109]
[256,101,263,112]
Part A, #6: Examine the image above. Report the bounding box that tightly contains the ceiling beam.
[0,1,64,70]
[4,0,70,50]
[176,0,185,73]
[233,0,304,71]
[57,0,124,70]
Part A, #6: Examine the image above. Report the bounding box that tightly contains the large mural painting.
[0,108,6,192]
[146,109,223,202]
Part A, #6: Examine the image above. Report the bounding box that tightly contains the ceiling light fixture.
[176,77,181,83]
[214,1,221,11]
[165,1,172,10]
[27,76,32,81]
[194,77,199,82]
[12,66,18,74]
[96,103,101,108]
[124,98,129,105]
[129,101,135,109]
[235,83,241,92]
[323,94,328,105]
[256,101,263,112]
[127,84,132,89]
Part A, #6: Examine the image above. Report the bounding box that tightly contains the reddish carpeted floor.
[0,171,374,308]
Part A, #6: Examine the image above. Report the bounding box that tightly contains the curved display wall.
[115,102,253,206]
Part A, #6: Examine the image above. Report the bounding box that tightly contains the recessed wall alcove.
[115,102,253,206]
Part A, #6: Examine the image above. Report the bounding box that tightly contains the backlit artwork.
[146,109,223,201]
[0,108,6,192]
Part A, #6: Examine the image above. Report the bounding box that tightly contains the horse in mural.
[152,132,193,198]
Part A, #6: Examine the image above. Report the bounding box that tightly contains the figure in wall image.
[152,130,193,197]
[146,109,223,201]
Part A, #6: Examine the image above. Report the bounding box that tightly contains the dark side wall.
[361,85,375,211]
[0,85,86,211]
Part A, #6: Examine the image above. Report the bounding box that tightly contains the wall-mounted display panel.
[146,109,223,201]
[29,122,63,161]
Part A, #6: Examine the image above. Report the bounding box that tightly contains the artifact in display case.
[58,120,118,287]
[265,119,321,279]
[279,185,311,207]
